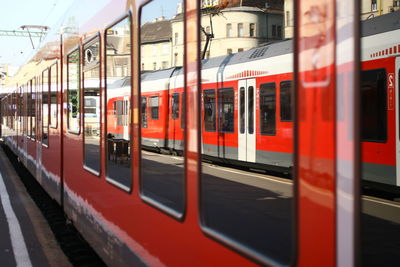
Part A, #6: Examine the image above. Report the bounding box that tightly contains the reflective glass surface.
[106,17,132,190]
[140,0,185,216]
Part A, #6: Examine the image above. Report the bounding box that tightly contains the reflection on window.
[50,63,58,128]
[172,93,179,120]
[218,88,234,133]
[150,96,159,120]
[280,80,292,121]
[42,69,49,146]
[248,86,254,134]
[260,83,276,135]
[140,0,185,217]
[106,16,132,191]
[204,89,216,132]
[67,49,80,133]
[141,97,147,128]
[83,37,101,175]
[239,87,245,134]
[361,69,386,142]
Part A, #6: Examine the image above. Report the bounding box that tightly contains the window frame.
[203,89,216,132]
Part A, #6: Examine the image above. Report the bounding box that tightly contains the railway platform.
[0,146,71,267]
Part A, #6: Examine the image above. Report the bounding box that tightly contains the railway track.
[2,144,106,267]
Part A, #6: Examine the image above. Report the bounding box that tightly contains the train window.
[67,49,80,134]
[280,80,292,121]
[141,97,147,128]
[140,0,185,218]
[260,83,276,135]
[50,63,58,128]
[360,69,387,142]
[180,92,185,129]
[42,69,50,146]
[150,96,159,120]
[105,16,132,191]
[83,36,101,175]
[204,89,216,132]
[200,1,294,263]
[360,8,400,266]
[239,87,245,134]
[218,87,234,133]
[172,93,179,120]
[30,79,36,139]
[248,86,254,134]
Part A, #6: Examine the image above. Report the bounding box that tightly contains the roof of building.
[141,19,172,44]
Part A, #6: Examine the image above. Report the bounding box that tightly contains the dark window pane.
[150,96,159,120]
[105,16,132,191]
[260,83,276,135]
[181,92,185,129]
[280,80,293,121]
[172,93,179,120]
[141,97,147,128]
[204,89,216,132]
[248,86,254,134]
[360,69,387,142]
[218,87,234,133]
[240,87,245,134]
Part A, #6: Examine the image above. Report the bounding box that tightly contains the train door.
[238,78,256,162]
[396,57,400,186]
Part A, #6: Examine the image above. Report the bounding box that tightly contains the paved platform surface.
[0,147,71,267]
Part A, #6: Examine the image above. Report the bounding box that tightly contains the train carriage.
[0,0,399,266]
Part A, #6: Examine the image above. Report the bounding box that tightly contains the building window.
[238,23,243,37]
[153,62,156,70]
[249,23,255,37]
[238,48,244,52]
[227,48,232,54]
[226,23,232,37]
[371,0,377,11]
[272,25,277,37]
[141,63,144,71]
[162,61,168,69]
[175,32,179,45]
[286,11,290,26]
[174,53,178,66]
[162,44,169,55]
[277,25,282,38]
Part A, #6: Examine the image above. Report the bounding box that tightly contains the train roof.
[362,10,400,37]
[201,39,293,71]
[141,67,180,82]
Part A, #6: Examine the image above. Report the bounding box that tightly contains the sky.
[0,0,75,69]
[0,0,182,70]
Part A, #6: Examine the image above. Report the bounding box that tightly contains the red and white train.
[1,0,399,266]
